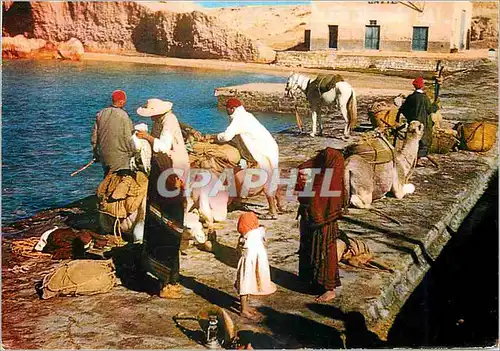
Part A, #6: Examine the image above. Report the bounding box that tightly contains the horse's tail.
[347,89,357,133]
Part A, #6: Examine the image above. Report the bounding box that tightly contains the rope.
[465,123,486,151]
[11,238,52,258]
[112,202,124,245]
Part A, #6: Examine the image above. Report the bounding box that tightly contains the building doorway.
[304,29,311,50]
[412,26,429,51]
[328,25,338,49]
[365,24,380,50]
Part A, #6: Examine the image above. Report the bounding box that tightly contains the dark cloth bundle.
[43,228,108,260]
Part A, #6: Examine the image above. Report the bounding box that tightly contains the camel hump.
[314,74,344,94]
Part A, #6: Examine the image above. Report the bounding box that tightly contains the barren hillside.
[138,1,204,13]
[209,5,311,51]
[2,1,275,62]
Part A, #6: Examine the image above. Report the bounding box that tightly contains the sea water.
[2,60,295,223]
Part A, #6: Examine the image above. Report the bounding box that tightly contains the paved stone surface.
[2,62,497,349]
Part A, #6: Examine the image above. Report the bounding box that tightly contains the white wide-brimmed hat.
[137,98,173,117]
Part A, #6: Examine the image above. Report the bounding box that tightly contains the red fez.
[112,90,127,102]
[412,77,424,89]
[226,98,242,109]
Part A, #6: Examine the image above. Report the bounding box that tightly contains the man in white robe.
[211,98,281,219]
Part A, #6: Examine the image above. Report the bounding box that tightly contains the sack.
[189,142,241,174]
[457,122,497,152]
[336,234,372,264]
[97,171,148,218]
[41,259,116,299]
[344,134,394,164]
[368,101,399,129]
[430,128,460,154]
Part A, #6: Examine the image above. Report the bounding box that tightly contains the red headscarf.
[412,77,424,89]
[112,90,127,103]
[226,98,242,109]
[237,212,259,235]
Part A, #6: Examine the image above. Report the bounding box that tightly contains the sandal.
[257,213,278,220]
[159,285,183,299]
[278,206,294,214]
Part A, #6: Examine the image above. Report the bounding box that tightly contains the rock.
[2,35,84,61]
[56,37,84,61]
[2,34,49,59]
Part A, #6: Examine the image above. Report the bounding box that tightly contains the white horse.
[285,72,357,138]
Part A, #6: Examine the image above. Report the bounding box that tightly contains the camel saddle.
[343,133,395,164]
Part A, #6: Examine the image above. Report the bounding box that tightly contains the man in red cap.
[91,89,135,176]
[396,77,439,158]
[207,97,282,219]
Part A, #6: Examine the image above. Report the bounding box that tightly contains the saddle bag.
[96,171,148,218]
[344,134,394,164]
[40,259,116,299]
[314,74,344,94]
[456,122,497,152]
[430,128,460,154]
[368,101,399,129]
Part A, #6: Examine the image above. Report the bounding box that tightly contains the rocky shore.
[2,61,497,348]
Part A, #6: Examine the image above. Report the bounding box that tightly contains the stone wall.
[275,51,486,72]
[214,83,335,116]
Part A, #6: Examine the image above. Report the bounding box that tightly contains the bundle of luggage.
[39,259,116,299]
[368,100,399,130]
[96,170,148,219]
[189,142,241,174]
[429,127,460,154]
[455,121,497,152]
[343,132,395,164]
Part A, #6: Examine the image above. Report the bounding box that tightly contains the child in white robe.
[235,212,276,320]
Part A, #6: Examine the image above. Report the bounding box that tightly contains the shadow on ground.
[306,303,385,348]
[213,241,315,295]
[257,305,344,348]
[387,174,499,348]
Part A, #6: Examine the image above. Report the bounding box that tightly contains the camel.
[344,120,424,209]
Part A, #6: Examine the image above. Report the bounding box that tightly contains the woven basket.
[430,128,460,154]
[457,122,497,152]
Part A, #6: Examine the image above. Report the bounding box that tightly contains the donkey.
[285,72,357,138]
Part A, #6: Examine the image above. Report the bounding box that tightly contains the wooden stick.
[295,108,304,133]
[70,159,96,177]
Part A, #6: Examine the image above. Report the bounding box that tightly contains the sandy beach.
[83,52,417,94]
